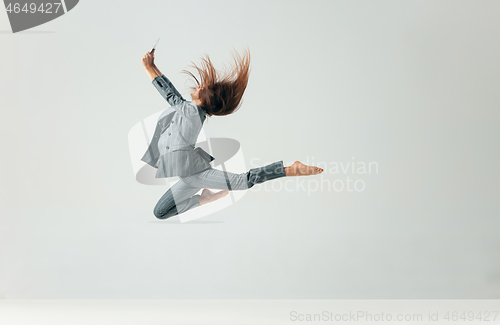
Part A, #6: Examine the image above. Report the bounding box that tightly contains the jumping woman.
[140,48,324,219]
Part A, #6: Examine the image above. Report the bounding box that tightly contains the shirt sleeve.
[151,74,186,107]
[152,75,201,125]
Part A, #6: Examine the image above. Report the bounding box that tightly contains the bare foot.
[284,161,324,176]
[198,188,229,205]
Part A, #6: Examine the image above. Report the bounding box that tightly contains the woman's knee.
[223,172,251,191]
[153,205,178,220]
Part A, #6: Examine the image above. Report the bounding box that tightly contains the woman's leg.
[158,160,325,216]
[181,160,287,192]
[153,178,202,219]
[181,160,324,205]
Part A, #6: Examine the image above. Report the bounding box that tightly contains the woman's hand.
[142,49,163,81]
[142,49,155,69]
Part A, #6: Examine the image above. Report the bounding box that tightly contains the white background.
[0,0,499,299]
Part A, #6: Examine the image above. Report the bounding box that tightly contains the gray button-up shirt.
[140,74,215,178]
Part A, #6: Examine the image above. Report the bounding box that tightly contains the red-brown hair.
[182,49,251,117]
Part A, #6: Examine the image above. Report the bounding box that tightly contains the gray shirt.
[140,74,215,178]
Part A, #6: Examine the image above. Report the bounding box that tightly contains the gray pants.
[153,160,287,219]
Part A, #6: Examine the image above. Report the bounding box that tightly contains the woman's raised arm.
[142,49,186,106]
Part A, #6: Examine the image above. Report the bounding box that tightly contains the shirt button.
[166,146,169,149]
[168,133,171,136]
[171,121,174,124]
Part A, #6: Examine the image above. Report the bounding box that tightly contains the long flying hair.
[182,49,251,117]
